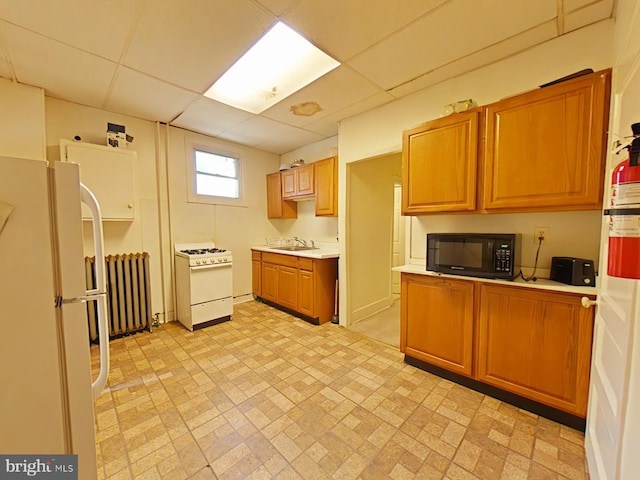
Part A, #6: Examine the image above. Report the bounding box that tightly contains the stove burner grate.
[180,248,227,255]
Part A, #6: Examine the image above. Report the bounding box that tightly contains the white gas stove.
[174,242,233,267]
[174,242,233,331]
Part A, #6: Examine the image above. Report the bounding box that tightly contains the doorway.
[345,153,402,348]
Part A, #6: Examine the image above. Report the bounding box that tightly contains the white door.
[392,184,405,295]
[585,8,640,476]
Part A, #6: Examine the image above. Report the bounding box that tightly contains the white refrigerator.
[0,156,110,479]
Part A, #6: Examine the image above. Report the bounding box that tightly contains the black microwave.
[427,233,521,280]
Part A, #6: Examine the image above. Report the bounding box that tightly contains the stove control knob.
[217,257,223,263]
[196,260,201,265]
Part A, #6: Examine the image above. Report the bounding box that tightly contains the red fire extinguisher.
[606,122,640,279]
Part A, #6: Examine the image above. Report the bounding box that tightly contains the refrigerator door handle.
[80,183,110,400]
[56,293,106,307]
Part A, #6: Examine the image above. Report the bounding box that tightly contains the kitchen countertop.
[393,264,598,296]
[251,243,339,259]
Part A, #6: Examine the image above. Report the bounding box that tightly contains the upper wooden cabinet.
[314,156,338,216]
[267,172,297,219]
[402,109,481,215]
[401,69,611,215]
[482,69,611,213]
[283,164,314,198]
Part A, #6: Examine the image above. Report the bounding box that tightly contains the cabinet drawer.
[252,250,262,261]
[262,252,298,268]
[298,258,314,271]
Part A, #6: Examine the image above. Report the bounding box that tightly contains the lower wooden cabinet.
[253,250,337,324]
[400,273,595,419]
[477,284,594,417]
[261,263,278,301]
[277,265,298,310]
[251,251,262,296]
[401,274,474,376]
[298,263,315,317]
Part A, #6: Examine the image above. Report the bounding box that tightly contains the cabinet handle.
[128,203,134,208]
[581,296,597,308]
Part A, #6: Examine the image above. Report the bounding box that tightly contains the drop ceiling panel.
[1,23,116,107]
[254,0,299,16]
[221,116,324,154]
[106,67,199,122]
[0,0,139,61]
[349,0,557,91]
[0,37,12,78]
[261,66,383,127]
[171,97,253,137]
[388,20,558,99]
[564,0,615,32]
[303,91,396,137]
[124,0,275,93]
[283,0,448,60]
[564,0,610,13]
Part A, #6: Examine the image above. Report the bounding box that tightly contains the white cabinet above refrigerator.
[60,139,136,221]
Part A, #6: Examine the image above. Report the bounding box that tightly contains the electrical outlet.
[534,227,549,244]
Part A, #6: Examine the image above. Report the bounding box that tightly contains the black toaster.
[550,257,596,287]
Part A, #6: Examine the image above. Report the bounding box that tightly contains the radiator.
[84,252,152,342]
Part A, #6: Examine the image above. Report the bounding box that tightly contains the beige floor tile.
[91,301,589,479]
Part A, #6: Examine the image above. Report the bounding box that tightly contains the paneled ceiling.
[0,0,615,154]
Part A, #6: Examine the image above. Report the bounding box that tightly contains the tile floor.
[92,300,589,479]
[346,300,400,349]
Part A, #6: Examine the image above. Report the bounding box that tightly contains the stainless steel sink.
[270,245,318,251]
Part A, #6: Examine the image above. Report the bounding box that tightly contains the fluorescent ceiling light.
[204,22,340,114]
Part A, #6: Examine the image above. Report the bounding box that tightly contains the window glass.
[194,150,239,199]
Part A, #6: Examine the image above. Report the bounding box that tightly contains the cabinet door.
[402,110,480,215]
[261,263,278,301]
[477,284,594,417]
[277,265,298,310]
[266,173,296,219]
[281,170,296,198]
[64,141,136,220]
[298,269,315,317]
[314,157,337,216]
[295,164,314,196]
[400,274,474,376]
[482,69,611,213]
[252,260,261,296]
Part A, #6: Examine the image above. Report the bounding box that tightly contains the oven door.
[189,263,233,305]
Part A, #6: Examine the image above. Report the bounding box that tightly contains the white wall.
[45,98,284,320]
[336,20,615,322]
[166,127,281,304]
[45,98,167,317]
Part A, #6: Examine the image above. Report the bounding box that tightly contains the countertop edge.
[393,264,598,296]
[251,245,339,259]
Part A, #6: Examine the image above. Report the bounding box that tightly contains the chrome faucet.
[293,236,307,246]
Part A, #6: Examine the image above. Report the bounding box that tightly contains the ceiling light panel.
[204,21,340,114]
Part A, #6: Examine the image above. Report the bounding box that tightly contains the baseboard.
[234,294,254,304]
[350,296,394,324]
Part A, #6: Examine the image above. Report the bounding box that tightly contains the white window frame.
[186,138,247,207]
